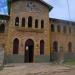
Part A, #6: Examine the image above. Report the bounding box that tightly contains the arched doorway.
[25,39,34,63]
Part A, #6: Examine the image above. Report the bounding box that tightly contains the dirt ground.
[0,63,75,75]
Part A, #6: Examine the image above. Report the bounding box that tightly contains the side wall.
[50,18,75,61]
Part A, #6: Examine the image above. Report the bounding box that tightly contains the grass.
[64,59,75,65]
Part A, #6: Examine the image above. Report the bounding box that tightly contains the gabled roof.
[40,0,53,11]
[7,0,53,15]
[11,0,53,9]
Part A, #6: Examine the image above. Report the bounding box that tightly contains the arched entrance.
[25,39,34,63]
[40,40,44,55]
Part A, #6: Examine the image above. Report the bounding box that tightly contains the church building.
[0,0,75,63]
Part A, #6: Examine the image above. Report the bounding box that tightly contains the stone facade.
[0,0,75,63]
[5,0,51,63]
[0,19,8,51]
[50,18,75,62]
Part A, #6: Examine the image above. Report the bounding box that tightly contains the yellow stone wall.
[0,20,8,52]
[50,18,75,53]
[5,0,50,56]
[1,1,75,63]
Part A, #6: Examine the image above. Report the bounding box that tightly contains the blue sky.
[0,0,75,21]
[44,0,75,21]
[0,0,7,14]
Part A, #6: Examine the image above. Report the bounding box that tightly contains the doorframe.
[24,39,34,63]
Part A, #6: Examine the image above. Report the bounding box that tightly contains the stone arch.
[15,17,19,26]
[51,24,55,32]
[68,42,72,52]
[28,16,32,28]
[41,20,44,29]
[13,38,19,54]
[53,41,58,52]
[0,23,5,33]
[35,19,38,28]
[40,40,44,55]
[22,17,25,27]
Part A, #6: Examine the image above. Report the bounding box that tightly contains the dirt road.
[0,63,75,75]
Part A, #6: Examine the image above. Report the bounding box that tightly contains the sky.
[44,0,75,21]
[0,0,75,21]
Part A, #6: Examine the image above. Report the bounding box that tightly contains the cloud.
[44,0,75,21]
[0,0,7,14]
[0,0,75,21]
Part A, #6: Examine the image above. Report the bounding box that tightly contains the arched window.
[68,42,72,52]
[22,18,25,27]
[41,20,44,29]
[63,26,67,33]
[35,19,38,28]
[13,38,19,54]
[69,27,71,34]
[15,17,19,26]
[0,24,5,33]
[57,25,61,32]
[51,24,55,32]
[40,40,44,55]
[28,16,32,28]
[53,41,58,52]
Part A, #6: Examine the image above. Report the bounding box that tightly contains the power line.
[67,0,71,21]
